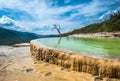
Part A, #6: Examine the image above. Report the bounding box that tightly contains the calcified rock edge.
[30,41,120,79]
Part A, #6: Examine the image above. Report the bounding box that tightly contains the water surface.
[36,37,120,56]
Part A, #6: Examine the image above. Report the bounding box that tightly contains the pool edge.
[30,40,120,78]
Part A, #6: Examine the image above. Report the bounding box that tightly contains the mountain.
[0,15,58,45]
[99,11,111,21]
[0,15,14,26]
[0,27,58,45]
[62,11,120,36]
[0,27,41,45]
[99,10,119,22]
[0,15,21,31]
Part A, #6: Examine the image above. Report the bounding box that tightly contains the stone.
[26,68,33,73]
[60,67,65,71]
[94,76,103,81]
[45,72,53,77]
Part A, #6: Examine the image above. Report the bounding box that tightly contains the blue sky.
[0,0,120,34]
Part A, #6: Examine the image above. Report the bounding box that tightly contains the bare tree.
[53,24,62,36]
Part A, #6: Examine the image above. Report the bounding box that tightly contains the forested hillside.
[62,11,120,36]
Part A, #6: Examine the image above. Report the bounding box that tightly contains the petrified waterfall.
[30,42,120,78]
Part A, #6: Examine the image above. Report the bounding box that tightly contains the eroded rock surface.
[30,42,120,79]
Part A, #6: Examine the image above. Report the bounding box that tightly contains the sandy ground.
[69,32,120,38]
[0,44,120,81]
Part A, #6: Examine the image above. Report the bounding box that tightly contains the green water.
[36,37,120,56]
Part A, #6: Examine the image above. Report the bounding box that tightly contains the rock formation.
[30,42,120,78]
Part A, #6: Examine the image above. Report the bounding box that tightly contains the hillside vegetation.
[0,27,58,45]
[0,27,41,45]
[62,11,120,36]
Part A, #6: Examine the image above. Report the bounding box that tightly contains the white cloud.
[65,0,108,21]
[0,0,116,34]
[0,15,14,26]
[81,0,106,16]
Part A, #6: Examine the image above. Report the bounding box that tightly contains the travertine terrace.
[30,40,120,78]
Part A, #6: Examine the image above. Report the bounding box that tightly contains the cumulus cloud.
[0,0,119,34]
[0,15,14,26]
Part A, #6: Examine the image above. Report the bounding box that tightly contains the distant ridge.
[0,27,58,45]
[0,27,40,45]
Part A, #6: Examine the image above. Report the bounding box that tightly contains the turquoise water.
[36,37,120,56]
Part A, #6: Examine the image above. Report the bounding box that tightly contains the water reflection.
[55,37,62,47]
